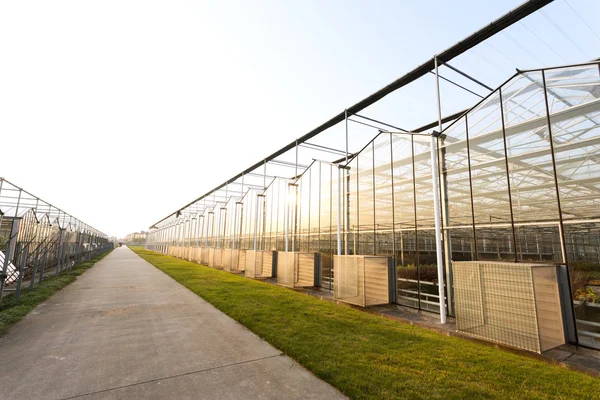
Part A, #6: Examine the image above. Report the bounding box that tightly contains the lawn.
[0,250,112,336]
[131,247,600,400]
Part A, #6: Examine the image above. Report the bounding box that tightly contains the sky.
[1,0,599,238]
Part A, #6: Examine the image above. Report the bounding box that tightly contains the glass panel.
[548,66,600,348]
[392,134,418,309]
[546,65,600,113]
[319,162,335,290]
[373,134,393,256]
[441,119,473,228]
[222,197,238,249]
[240,190,259,250]
[475,227,514,261]
[309,166,320,253]
[263,183,273,251]
[413,136,435,231]
[417,229,441,313]
[356,141,375,255]
[515,224,561,263]
[565,223,600,349]
[503,72,561,229]
[346,157,358,256]
[396,231,420,309]
[466,91,515,261]
[297,172,310,252]
[449,228,476,262]
[414,136,440,313]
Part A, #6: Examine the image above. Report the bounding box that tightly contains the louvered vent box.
[208,248,216,267]
[260,250,275,277]
[222,249,232,271]
[234,249,245,272]
[213,248,224,269]
[245,250,276,278]
[277,252,320,288]
[453,261,566,353]
[222,249,245,272]
[245,250,257,277]
[333,255,392,307]
[200,247,210,265]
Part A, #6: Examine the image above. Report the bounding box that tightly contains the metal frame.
[0,178,111,300]
[144,1,600,350]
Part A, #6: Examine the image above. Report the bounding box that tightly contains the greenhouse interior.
[146,1,600,353]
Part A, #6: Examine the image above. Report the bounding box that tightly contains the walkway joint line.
[58,353,284,400]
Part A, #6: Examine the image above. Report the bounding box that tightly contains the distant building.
[123,231,147,245]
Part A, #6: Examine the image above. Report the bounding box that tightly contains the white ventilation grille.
[277,252,317,288]
[333,255,390,307]
[453,261,565,353]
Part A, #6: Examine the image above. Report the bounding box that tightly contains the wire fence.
[0,178,112,300]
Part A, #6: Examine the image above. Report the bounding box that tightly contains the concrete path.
[0,247,346,400]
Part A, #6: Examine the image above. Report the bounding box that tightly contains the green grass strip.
[131,247,600,400]
[0,250,112,336]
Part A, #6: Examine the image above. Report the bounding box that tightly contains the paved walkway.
[0,247,346,400]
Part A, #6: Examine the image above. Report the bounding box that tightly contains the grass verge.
[0,250,112,336]
[131,247,600,400]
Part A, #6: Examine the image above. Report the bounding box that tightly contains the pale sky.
[1,0,599,238]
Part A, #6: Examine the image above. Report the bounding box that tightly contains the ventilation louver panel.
[277,252,319,288]
[201,247,210,265]
[236,249,246,271]
[222,249,232,271]
[334,255,391,307]
[453,261,566,353]
[245,250,275,278]
[213,248,223,269]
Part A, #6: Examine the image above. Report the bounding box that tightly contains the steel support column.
[433,55,447,323]
[56,229,65,276]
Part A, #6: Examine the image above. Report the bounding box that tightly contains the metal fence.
[0,178,112,300]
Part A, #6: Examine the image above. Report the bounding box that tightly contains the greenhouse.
[147,61,600,352]
[145,0,600,354]
[0,178,112,299]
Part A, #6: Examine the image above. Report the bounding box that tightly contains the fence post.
[66,245,72,271]
[16,244,29,297]
[38,248,48,284]
[29,247,40,289]
[56,229,65,276]
[74,233,79,264]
